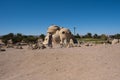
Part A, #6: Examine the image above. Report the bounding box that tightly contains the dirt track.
[0,44,120,80]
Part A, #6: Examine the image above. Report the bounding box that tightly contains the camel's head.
[59,28,72,39]
[47,25,60,34]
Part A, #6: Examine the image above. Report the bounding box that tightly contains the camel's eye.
[62,31,65,34]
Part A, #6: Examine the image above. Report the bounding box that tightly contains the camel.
[43,25,78,48]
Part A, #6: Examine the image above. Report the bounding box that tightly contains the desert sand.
[0,44,120,80]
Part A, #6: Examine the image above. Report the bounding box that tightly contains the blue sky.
[0,0,120,35]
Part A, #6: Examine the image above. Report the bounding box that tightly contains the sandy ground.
[0,44,120,80]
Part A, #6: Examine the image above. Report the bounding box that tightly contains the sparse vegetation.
[1,33,46,44]
[1,32,120,45]
[74,33,120,44]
